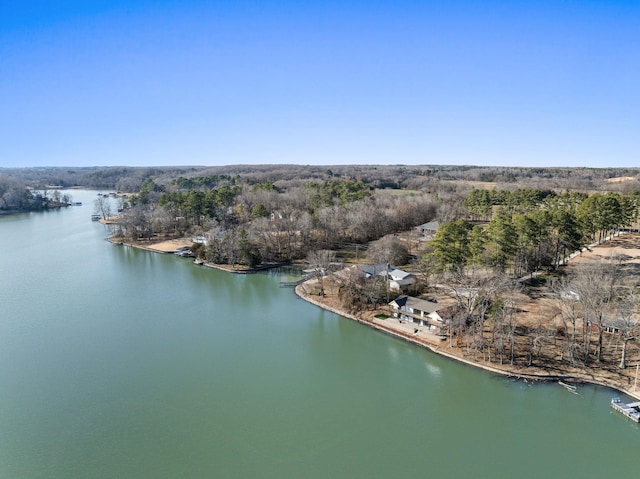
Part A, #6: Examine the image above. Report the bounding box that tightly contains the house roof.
[359,263,392,276]
[335,264,415,285]
[390,295,440,313]
[334,265,362,282]
[601,317,639,330]
[560,290,580,301]
[388,268,414,281]
[390,296,408,308]
[335,264,391,282]
[416,221,440,232]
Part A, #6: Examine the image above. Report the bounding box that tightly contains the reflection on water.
[424,361,442,377]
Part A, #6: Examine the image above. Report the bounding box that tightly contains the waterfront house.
[389,295,443,332]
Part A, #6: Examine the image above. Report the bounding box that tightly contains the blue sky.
[1,0,638,168]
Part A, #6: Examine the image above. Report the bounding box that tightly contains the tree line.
[419,187,640,370]
[112,174,437,267]
[0,176,72,213]
[428,189,640,277]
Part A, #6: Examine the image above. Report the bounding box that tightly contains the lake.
[0,190,637,478]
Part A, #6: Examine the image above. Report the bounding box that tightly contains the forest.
[4,165,640,270]
[3,164,640,377]
[0,174,73,213]
[95,166,640,274]
[94,164,640,374]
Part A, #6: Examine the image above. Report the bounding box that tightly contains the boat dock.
[611,398,640,423]
[279,279,305,287]
[559,381,578,394]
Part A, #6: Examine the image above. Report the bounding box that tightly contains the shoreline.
[294,283,640,401]
[108,236,640,401]
[107,237,292,273]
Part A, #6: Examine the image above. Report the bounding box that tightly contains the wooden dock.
[559,381,578,394]
[611,398,640,423]
[279,279,305,287]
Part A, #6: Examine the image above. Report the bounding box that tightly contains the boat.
[91,214,101,221]
[611,397,640,423]
[558,380,577,392]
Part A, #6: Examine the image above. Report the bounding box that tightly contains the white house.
[389,295,443,331]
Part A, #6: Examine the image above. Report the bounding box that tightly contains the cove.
[0,190,637,479]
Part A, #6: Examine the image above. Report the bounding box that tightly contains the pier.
[611,398,640,423]
[279,279,305,287]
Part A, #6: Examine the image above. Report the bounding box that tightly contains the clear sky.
[1,0,638,168]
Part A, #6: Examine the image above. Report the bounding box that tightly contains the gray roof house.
[386,268,417,291]
[389,295,443,330]
[416,221,440,238]
[587,317,639,335]
[334,264,388,282]
[334,264,417,292]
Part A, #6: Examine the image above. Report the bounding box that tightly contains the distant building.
[416,221,440,239]
[586,317,639,335]
[560,290,580,301]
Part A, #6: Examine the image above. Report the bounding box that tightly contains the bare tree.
[493,280,524,366]
[316,205,347,249]
[616,290,639,369]
[570,259,621,363]
[367,236,410,265]
[222,229,240,268]
[552,278,582,366]
[446,270,511,358]
[307,250,336,296]
[94,195,112,220]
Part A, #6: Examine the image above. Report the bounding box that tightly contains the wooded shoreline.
[109,234,640,402]
[294,280,640,401]
[47,165,640,404]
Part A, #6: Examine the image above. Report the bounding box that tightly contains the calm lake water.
[0,190,638,478]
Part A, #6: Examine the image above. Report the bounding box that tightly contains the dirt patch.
[144,238,194,253]
[108,236,193,253]
[604,176,637,183]
[564,234,640,282]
